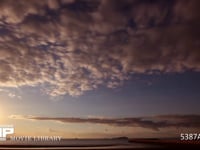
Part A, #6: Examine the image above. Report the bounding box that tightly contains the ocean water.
[0,139,159,149]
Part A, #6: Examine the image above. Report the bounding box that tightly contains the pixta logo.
[0,125,14,141]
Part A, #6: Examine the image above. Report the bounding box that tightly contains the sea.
[0,138,160,149]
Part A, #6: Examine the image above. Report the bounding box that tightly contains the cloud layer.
[10,114,200,131]
[0,0,200,96]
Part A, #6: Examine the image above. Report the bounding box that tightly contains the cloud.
[8,93,22,99]
[9,114,200,131]
[0,0,199,96]
[48,128,59,133]
[0,88,22,99]
[0,88,8,92]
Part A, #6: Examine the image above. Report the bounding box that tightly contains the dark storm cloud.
[0,0,199,96]
[10,114,200,131]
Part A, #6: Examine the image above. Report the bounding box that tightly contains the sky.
[0,0,200,139]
